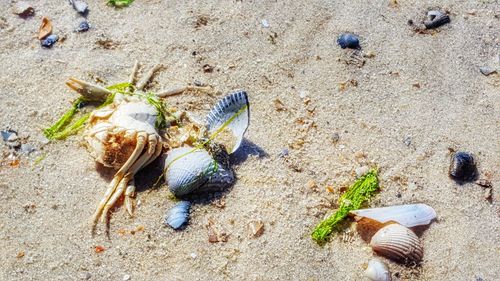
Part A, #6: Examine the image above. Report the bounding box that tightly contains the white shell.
[164,147,234,197]
[165,201,191,229]
[364,258,391,281]
[350,204,436,227]
[370,224,423,264]
[206,91,249,154]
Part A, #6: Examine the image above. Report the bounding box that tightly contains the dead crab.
[65,62,211,230]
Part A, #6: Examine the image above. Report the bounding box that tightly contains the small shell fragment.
[449,151,477,182]
[38,17,52,40]
[165,201,191,230]
[364,258,392,281]
[424,11,450,29]
[70,0,89,14]
[370,224,423,264]
[75,21,90,33]
[206,91,250,154]
[479,67,496,76]
[350,204,437,228]
[248,220,265,238]
[12,2,35,18]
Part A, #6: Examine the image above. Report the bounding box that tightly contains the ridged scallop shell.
[370,224,423,264]
[164,147,234,197]
[350,204,436,228]
[165,201,191,229]
[206,91,249,154]
[424,11,450,29]
[364,258,392,281]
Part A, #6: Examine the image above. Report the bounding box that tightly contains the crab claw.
[66,77,112,102]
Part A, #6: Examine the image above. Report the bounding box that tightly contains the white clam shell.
[164,147,234,197]
[364,258,391,281]
[206,91,249,154]
[350,204,436,228]
[370,224,423,264]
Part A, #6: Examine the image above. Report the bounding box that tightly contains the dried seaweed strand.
[311,169,379,245]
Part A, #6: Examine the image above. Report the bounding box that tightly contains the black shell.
[449,152,477,182]
[424,11,450,29]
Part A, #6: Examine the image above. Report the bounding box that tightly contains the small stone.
[337,33,360,49]
[403,136,412,146]
[261,19,270,28]
[479,66,496,76]
[20,144,36,154]
[449,151,477,182]
[71,0,89,15]
[355,166,370,178]
[123,274,131,281]
[298,90,308,99]
[202,64,213,73]
[13,2,34,18]
[41,35,59,48]
[190,252,197,259]
[278,148,289,158]
[75,21,90,33]
[80,272,91,280]
[331,132,340,143]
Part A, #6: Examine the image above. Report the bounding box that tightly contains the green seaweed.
[107,0,134,7]
[311,169,379,245]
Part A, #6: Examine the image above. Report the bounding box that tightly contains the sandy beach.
[0,0,499,280]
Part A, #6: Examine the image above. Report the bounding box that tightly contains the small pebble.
[20,144,36,154]
[449,151,477,182]
[479,66,496,76]
[337,33,360,49]
[80,272,91,280]
[331,132,340,143]
[261,19,270,28]
[70,0,89,15]
[403,136,412,146]
[41,35,59,48]
[75,21,90,32]
[13,1,34,18]
[190,252,197,259]
[278,148,289,158]
[123,274,131,281]
[355,166,370,178]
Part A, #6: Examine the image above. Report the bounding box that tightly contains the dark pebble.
[75,21,90,32]
[449,151,477,182]
[41,35,58,48]
[337,33,360,49]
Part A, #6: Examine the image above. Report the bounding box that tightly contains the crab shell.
[84,95,160,169]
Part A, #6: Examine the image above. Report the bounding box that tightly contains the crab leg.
[135,64,163,91]
[91,131,148,228]
[66,77,112,102]
[156,85,212,98]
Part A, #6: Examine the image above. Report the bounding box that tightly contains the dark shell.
[165,201,191,230]
[449,152,477,182]
[424,11,450,29]
[41,35,58,48]
[337,33,360,49]
[75,21,90,32]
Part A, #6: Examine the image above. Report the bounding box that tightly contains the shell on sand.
[370,224,423,264]
[350,204,437,228]
[364,258,392,281]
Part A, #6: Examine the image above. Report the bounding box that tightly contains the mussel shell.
[370,224,423,264]
[206,91,249,154]
[364,258,392,281]
[350,204,437,228]
[424,11,450,29]
[165,201,191,229]
[449,151,477,182]
[164,147,234,197]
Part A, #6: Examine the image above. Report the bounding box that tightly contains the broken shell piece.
[248,220,265,238]
[350,204,437,228]
[364,258,392,281]
[370,224,423,264]
[479,67,496,76]
[165,201,191,230]
[13,2,34,18]
[424,11,450,29]
[70,0,89,14]
[38,17,52,40]
[164,147,234,197]
[206,91,249,154]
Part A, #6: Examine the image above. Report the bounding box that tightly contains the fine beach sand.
[0,0,499,280]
